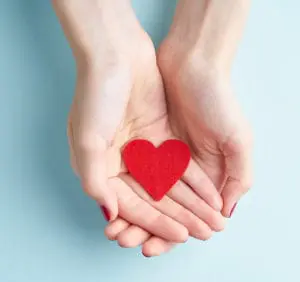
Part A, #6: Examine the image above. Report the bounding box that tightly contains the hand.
[106,0,252,257]
[157,6,253,218]
[54,0,225,246]
[104,50,252,256]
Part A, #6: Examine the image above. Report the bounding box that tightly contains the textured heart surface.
[122,139,191,201]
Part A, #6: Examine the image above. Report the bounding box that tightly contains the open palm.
[68,29,224,252]
[54,0,226,258]
[108,36,253,256]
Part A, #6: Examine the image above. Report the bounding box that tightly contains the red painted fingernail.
[100,205,110,221]
[230,203,237,218]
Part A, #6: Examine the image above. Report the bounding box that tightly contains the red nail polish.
[100,206,110,221]
[230,203,237,218]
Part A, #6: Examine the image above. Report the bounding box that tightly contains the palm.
[60,0,225,256]
[159,48,252,217]
[106,63,171,179]
[69,25,171,180]
[166,73,235,189]
[70,33,225,245]
[70,26,225,253]
[102,60,227,254]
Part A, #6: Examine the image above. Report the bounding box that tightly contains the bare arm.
[52,0,138,68]
[158,0,252,218]
[168,0,250,72]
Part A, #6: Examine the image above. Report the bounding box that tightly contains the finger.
[109,177,188,243]
[168,181,226,232]
[117,225,176,257]
[182,160,223,211]
[104,218,130,240]
[221,178,244,217]
[121,174,213,240]
[73,131,118,221]
[142,237,175,257]
[117,226,151,248]
[221,135,253,217]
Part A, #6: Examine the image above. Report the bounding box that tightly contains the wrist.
[158,36,228,80]
[166,0,250,71]
[53,0,139,63]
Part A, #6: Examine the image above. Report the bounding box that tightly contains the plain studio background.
[0,0,298,281]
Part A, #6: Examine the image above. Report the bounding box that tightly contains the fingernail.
[100,205,110,221]
[229,203,237,218]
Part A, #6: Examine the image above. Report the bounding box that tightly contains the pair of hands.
[54,0,252,257]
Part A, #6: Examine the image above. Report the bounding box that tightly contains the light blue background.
[0,0,299,281]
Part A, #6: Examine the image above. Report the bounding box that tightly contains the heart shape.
[122,139,191,201]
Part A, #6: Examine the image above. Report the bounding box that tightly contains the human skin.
[106,0,253,257]
[52,0,225,244]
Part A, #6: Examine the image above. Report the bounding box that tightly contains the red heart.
[122,139,191,201]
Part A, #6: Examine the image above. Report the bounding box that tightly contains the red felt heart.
[122,139,191,201]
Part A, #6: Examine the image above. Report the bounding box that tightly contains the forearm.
[52,0,136,66]
[169,0,250,71]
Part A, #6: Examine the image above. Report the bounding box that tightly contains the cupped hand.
[110,36,253,259]
[107,32,254,257]
[116,0,254,255]
[58,3,225,246]
[157,37,253,218]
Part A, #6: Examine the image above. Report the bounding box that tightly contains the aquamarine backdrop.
[0,1,299,281]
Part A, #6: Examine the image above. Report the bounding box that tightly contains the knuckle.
[123,193,143,211]
[188,197,202,212]
[149,214,189,243]
[76,137,95,153]
[149,213,164,229]
[81,177,101,198]
[121,194,151,222]
[76,133,107,153]
[226,129,251,153]
[178,210,202,233]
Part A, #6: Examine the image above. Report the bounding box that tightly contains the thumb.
[76,139,118,222]
[221,134,253,218]
[69,119,118,222]
[68,70,132,221]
